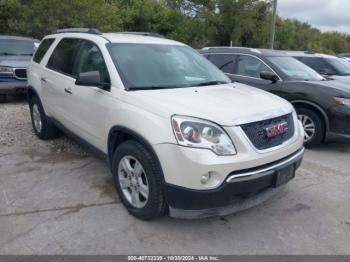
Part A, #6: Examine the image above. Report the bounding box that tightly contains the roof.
[337,53,350,57]
[282,50,336,58]
[200,47,289,57]
[102,33,184,45]
[48,28,183,46]
[200,47,343,59]
[0,35,39,42]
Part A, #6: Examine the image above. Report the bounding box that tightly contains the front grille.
[14,68,27,79]
[241,113,295,150]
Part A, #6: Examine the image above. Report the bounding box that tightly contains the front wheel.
[112,140,167,220]
[297,108,324,147]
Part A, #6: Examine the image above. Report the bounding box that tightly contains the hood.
[124,83,294,126]
[326,75,350,85]
[0,55,31,68]
[305,79,350,93]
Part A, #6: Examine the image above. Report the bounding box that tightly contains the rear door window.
[47,38,81,77]
[236,55,272,78]
[209,54,236,74]
[33,38,55,63]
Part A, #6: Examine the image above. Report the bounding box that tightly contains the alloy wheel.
[118,155,149,208]
[298,114,316,142]
[32,104,42,133]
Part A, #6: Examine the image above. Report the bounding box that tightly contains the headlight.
[334,97,350,107]
[171,115,236,155]
[0,66,13,74]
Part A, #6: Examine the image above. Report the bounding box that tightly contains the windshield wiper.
[0,52,18,56]
[192,81,230,87]
[127,81,231,90]
[19,53,33,56]
[127,85,182,91]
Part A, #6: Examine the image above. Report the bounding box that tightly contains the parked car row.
[1,28,349,220]
[200,47,350,147]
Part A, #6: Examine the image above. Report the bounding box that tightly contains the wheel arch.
[291,100,330,132]
[27,85,39,102]
[107,126,164,174]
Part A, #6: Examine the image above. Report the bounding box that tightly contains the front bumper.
[165,147,304,219]
[0,80,27,94]
[328,105,350,141]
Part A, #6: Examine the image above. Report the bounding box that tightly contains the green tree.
[1,0,350,54]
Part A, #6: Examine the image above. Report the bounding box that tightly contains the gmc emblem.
[265,122,289,138]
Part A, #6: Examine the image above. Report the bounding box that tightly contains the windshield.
[267,56,324,81]
[0,39,36,56]
[107,43,230,90]
[325,57,350,76]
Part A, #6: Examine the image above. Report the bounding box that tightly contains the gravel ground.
[0,100,88,156]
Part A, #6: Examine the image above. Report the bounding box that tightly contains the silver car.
[0,35,39,102]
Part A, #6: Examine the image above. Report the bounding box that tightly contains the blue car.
[0,35,39,102]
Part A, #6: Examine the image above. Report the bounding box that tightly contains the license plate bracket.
[273,164,295,187]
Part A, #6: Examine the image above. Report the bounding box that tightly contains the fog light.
[200,173,211,184]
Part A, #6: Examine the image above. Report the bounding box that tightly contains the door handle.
[40,77,47,83]
[64,88,72,94]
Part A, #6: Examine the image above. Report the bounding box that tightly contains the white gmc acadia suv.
[27,28,304,220]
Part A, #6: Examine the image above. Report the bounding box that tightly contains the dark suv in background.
[338,53,350,62]
[287,52,350,83]
[200,47,350,147]
[0,35,39,102]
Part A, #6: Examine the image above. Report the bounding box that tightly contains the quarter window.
[33,38,55,63]
[72,40,110,84]
[47,38,81,76]
[209,54,236,74]
[236,55,272,78]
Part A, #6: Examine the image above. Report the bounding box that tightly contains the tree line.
[1,0,349,54]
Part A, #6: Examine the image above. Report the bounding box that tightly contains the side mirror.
[260,71,279,83]
[75,71,110,90]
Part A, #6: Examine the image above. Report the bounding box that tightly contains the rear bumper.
[165,147,304,219]
[0,81,27,94]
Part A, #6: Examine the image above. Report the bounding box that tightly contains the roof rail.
[52,28,102,35]
[201,46,262,54]
[201,46,253,50]
[117,32,164,38]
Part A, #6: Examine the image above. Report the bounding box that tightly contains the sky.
[277,0,350,34]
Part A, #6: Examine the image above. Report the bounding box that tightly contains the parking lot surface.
[0,101,349,254]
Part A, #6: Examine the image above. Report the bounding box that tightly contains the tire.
[0,94,7,103]
[296,107,324,147]
[112,140,167,220]
[29,96,59,140]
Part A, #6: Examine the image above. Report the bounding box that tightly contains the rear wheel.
[112,140,167,220]
[29,96,59,140]
[296,108,324,147]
